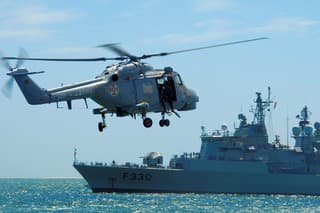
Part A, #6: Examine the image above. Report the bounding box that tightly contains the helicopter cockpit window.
[175,74,183,85]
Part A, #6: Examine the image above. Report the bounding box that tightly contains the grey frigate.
[74,89,320,194]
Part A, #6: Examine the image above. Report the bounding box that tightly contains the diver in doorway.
[160,77,174,113]
[160,83,168,112]
[165,76,175,112]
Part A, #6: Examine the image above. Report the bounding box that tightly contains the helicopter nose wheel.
[159,112,170,127]
[98,113,107,132]
[143,117,153,128]
[98,122,105,132]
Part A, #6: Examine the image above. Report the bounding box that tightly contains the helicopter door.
[165,75,177,101]
[156,75,177,101]
[134,78,159,108]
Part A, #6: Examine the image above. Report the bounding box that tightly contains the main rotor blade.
[139,37,269,59]
[97,43,137,60]
[2,57,126,62]
[2,77,14,98]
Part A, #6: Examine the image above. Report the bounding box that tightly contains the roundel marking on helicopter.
[143,83,153,94]
[25,79,30,85]
[108,83,119,96]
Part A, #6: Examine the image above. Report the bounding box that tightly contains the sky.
[1,0,320,178]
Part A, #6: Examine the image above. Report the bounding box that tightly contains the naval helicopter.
[1,37,267,132]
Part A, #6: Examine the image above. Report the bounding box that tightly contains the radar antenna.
[297,106,311,127]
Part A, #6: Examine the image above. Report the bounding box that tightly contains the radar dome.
[145,152,162,159]
[292,127,301,137]
[221,124,228,131]
[304,126,313,136]
[314,122,320,130]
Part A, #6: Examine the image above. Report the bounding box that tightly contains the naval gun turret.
[143,152,163,168]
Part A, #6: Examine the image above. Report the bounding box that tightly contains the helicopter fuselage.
[90,63,198,116]
[10,61,199,129]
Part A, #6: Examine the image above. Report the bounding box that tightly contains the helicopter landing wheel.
[98,113,106,132]
[164,119,170,127]
[159,119,170,127]
[98,122,105,132]
[143,117,153,128]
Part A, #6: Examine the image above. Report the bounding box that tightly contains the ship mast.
[253,87,273,126]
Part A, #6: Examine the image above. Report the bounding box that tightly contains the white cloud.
[48,47,93,55]
[18,8,75,26]
[0,29,50,39]
[149,16,320,45]
[194,0,234,12]
[194,19,233,29]
[0,4,79,39]
[159,31,232,44]
[250,17,320,33]
[0,5,78,27]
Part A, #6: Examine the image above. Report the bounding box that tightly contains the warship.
[74,88,320,194]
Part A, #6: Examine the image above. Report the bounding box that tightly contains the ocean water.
[0,179,320,212]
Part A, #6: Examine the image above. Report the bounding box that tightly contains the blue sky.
[1,0,320,177]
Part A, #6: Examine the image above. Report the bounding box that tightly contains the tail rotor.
[1,48,27,98]
[2,77,14,98]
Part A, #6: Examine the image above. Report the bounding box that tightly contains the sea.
[0,179,320,212]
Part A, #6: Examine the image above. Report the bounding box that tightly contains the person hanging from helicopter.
[159,74,176,113]
[164,75,175,112]
[159,83,168,112]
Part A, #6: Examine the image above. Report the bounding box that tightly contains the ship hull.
[74,160,320,195]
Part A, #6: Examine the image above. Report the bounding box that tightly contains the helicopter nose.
[187,89,199,103]
[178,88,199,111]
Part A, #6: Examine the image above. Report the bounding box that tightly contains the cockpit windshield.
[174,74,183,85]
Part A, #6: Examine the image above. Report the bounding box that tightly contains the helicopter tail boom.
[10,69,50,105]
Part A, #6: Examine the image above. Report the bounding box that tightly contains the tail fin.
[10,69,49,105]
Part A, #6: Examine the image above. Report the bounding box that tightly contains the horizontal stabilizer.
[7,70,44,76]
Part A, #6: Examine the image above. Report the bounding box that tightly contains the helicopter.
[1,37,267,132]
